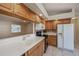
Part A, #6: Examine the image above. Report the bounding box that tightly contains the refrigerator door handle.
[58,33,63,36]
[58,33,63,39]
[58,33,63,35]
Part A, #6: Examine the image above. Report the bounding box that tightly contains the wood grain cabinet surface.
[45,21,52,30]
[14,4,27,18]
[29,13,37,22]
[47,35,57,46]
[0,3,43,23]
[35,15,42,23]
[0,3,14,13]
[45,19,71,30]
[25,40,44,56]
[45,21,57,30]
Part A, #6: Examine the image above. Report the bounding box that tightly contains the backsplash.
[0,14,33,39]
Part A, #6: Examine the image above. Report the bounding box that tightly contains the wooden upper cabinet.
[0,3,43,23]
[45,19,71,30]
[36,15,41,23]
[59,19,71,24]
[45,21,53,30]
[27,10,37,22]
[26,8,41,22]
[45,21,50,30]
[24,8,30,19]
[0,3,13,13]
[41,19,45,24]
[30,13,36,22]
[52,21,58,29]
[14,3,26,18]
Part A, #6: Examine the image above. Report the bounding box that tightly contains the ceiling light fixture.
[72,17,76,19]
[23,21,26,22]
[39,14,43,16]
[55,19,58,20]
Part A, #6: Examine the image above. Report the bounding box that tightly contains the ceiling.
[43,3,79,16]
[25,3,79,19]
[24,3,42,15]
[24,3,46,18]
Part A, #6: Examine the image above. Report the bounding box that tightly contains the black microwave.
[36,31,42,36]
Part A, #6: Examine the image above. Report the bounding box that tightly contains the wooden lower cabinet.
[47,35,57,46]
[25,40,44,56]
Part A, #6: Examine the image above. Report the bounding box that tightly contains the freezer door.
[57,24,63,33]
[57,24,63,48]
[63,24,74,51]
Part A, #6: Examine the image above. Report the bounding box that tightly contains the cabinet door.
[52,21,58,29]
[30,13,36,22]
[62,19,71,24]
[14,3,26,18]
[45,21,50,29]
[36,15,41,23]
[0,3,13,13]
[27,10,36,22]
[24,8,30,19]
[59,19,71,24]
[48,35,57,46]
[41,19,45,24]
[45,21,53,30]
[30,13,37,22]
[50,22,53,29]
[26,40,44,56]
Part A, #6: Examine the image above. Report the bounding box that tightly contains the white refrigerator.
[57,24,74,51]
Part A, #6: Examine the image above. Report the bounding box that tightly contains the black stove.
[36,30,48,53]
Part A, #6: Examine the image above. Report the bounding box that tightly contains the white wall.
[75,11,79,17]
[48,12,74,20]
[0,14,33,39]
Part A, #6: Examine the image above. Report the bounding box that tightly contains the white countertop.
[0,34,45,56]
[43,32,57,35]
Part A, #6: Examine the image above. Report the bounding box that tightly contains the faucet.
[23,36,26,41]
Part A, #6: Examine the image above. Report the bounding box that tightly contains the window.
[11,24,21,33]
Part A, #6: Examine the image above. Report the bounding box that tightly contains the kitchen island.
[0,34,45,56]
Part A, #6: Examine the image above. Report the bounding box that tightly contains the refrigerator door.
[63,24,74,51]
[57,24,63,48]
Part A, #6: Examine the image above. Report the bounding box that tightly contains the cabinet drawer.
[47,35,56,38]
[48,39,56,46]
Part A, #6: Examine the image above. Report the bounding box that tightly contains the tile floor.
[43,45,79,56]
[43,39,79,56]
